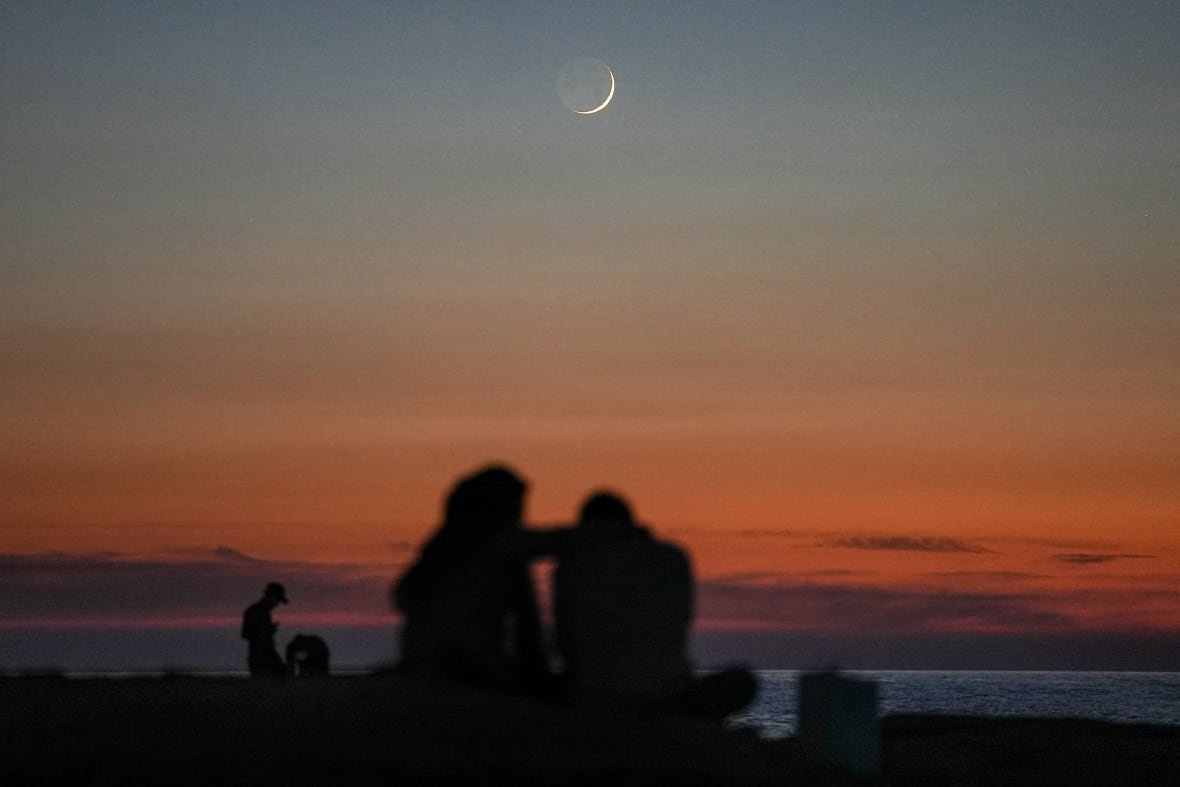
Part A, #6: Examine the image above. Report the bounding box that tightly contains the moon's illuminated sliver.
[576,68,614,114]
[556,57,616,115]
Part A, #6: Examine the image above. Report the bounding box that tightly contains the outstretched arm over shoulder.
[499,526,576,560]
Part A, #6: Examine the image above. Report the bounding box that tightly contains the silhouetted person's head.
[577,491,638,539]
[264,581,289,607]
[444,465,527,537]
[396,464,531,614]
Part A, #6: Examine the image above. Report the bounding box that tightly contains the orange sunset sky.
[2,3,1178,670]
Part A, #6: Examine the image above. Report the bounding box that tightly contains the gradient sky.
[3,2,1178,670]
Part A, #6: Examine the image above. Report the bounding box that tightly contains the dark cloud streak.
[829,536,992,554]
[1054,553,1154,565]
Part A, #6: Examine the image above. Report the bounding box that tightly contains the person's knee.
[671,667,759,719]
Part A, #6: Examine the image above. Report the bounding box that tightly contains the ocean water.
[733,670,1180,738]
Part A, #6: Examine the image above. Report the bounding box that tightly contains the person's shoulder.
[573,532,687,565]
[628,537,691,579]
[648,536,689,562]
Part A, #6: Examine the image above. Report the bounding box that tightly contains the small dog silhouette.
[285,634,330,677]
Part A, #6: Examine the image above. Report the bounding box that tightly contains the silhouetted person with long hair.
[554,492,756,719]
[393,465,558,691]
[242,582,288,677]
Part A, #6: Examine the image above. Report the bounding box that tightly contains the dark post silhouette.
[241,581,288,677]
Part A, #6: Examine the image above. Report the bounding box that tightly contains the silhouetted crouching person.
[242,582,288,677]
[554,493,756,719]
[286,634,330,677]
[394,465,561,692]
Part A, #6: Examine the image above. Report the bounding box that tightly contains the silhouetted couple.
[393,464,755,720]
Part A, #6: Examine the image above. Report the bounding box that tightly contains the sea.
[732,670,1180,738]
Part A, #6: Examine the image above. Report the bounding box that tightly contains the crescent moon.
[575,67,615,115]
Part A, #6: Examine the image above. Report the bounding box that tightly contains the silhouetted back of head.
[578,491,638,539]
[444,465,527,537]
[396,464,530,614]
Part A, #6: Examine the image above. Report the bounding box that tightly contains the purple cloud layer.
[2,548,1173,640]
[0,549,398,625]
[695,576,1073,635]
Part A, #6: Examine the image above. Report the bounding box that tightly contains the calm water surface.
[733,670,1180,738]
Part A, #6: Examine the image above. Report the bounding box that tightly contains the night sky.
[3,2,1178,671]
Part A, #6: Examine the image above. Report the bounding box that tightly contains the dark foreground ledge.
[2,675,1177,786]
[881,713,1180,786]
